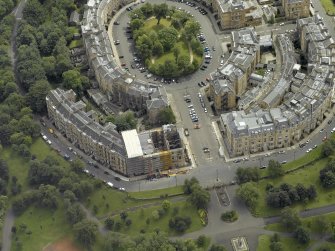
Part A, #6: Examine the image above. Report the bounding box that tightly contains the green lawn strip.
[30,138,69,168]
[317,242,335,249]
[69,39,83,49]
[321,0,335,15]
[0,148,30,194]
[68,26,80,35]
[85,187,165,218]
[259,147,321,178]
[256,235,313,251]
[254,158,332,217]
[129,186,184,199]
[11,203,72,251]
[109,200,202,236]
[266,211,335,234]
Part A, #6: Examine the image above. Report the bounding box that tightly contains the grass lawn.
[266,211,335,234]
[85,187,165,218]
[129,186,183,199]
[68,26,80,35]
[143,18,171,32]
[69,39,83,49]
[321,0,335,15]
[259,146,321,177]
[11,203,72,251]
[254,158,333,217]
[109,200,202,236]
[153,41,189,66]
[257,235,313,251]
[0,138,66,197]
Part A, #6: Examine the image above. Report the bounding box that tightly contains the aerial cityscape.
[1,0,335,250]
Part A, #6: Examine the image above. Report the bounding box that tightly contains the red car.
[121,63,126,67]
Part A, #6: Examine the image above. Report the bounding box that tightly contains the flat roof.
[121,130,143,158]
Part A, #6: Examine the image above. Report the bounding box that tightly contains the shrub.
[221,210,238,222]
[169,216,191,233]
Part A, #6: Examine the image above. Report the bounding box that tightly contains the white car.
[306,148,312,153]
[119,187,126,191]
[204,108,208,113]
[198,93,202,98]
[107,182,114,187]
[47,140,52,145]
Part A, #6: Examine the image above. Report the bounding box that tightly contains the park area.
[236,133,335,218]
[1,139,206,251]
[130,3,204,77]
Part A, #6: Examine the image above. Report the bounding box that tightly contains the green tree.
[183,20,201,40]
[26,79,50,113]
[153,3,168,25]
[189,184,210,209]
[267,159,284,178]
[136,34,153,60]
[23,0,45,27]
[140,3,153,18]
[177,54,190,71]
[157,107,176,125]
[152,41,164,56]
[172,46,180,63]
[37,184,58,209]
[158,27,178,51]
[183,177,199,194]
[236,167,260,184]
[280,207,301,230]
[62,69,84,93]
[130,18,144,31]
[70,158,85,173]
[236,182,259,210]
[314,216,330,235]
[65,203,85,225]
[321,141,334,157]
[73,220,98,247]
[104,217,114,230]
[294,226,310,244]
[162,200,171,211]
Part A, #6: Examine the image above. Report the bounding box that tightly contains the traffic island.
[231,237,249,251]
